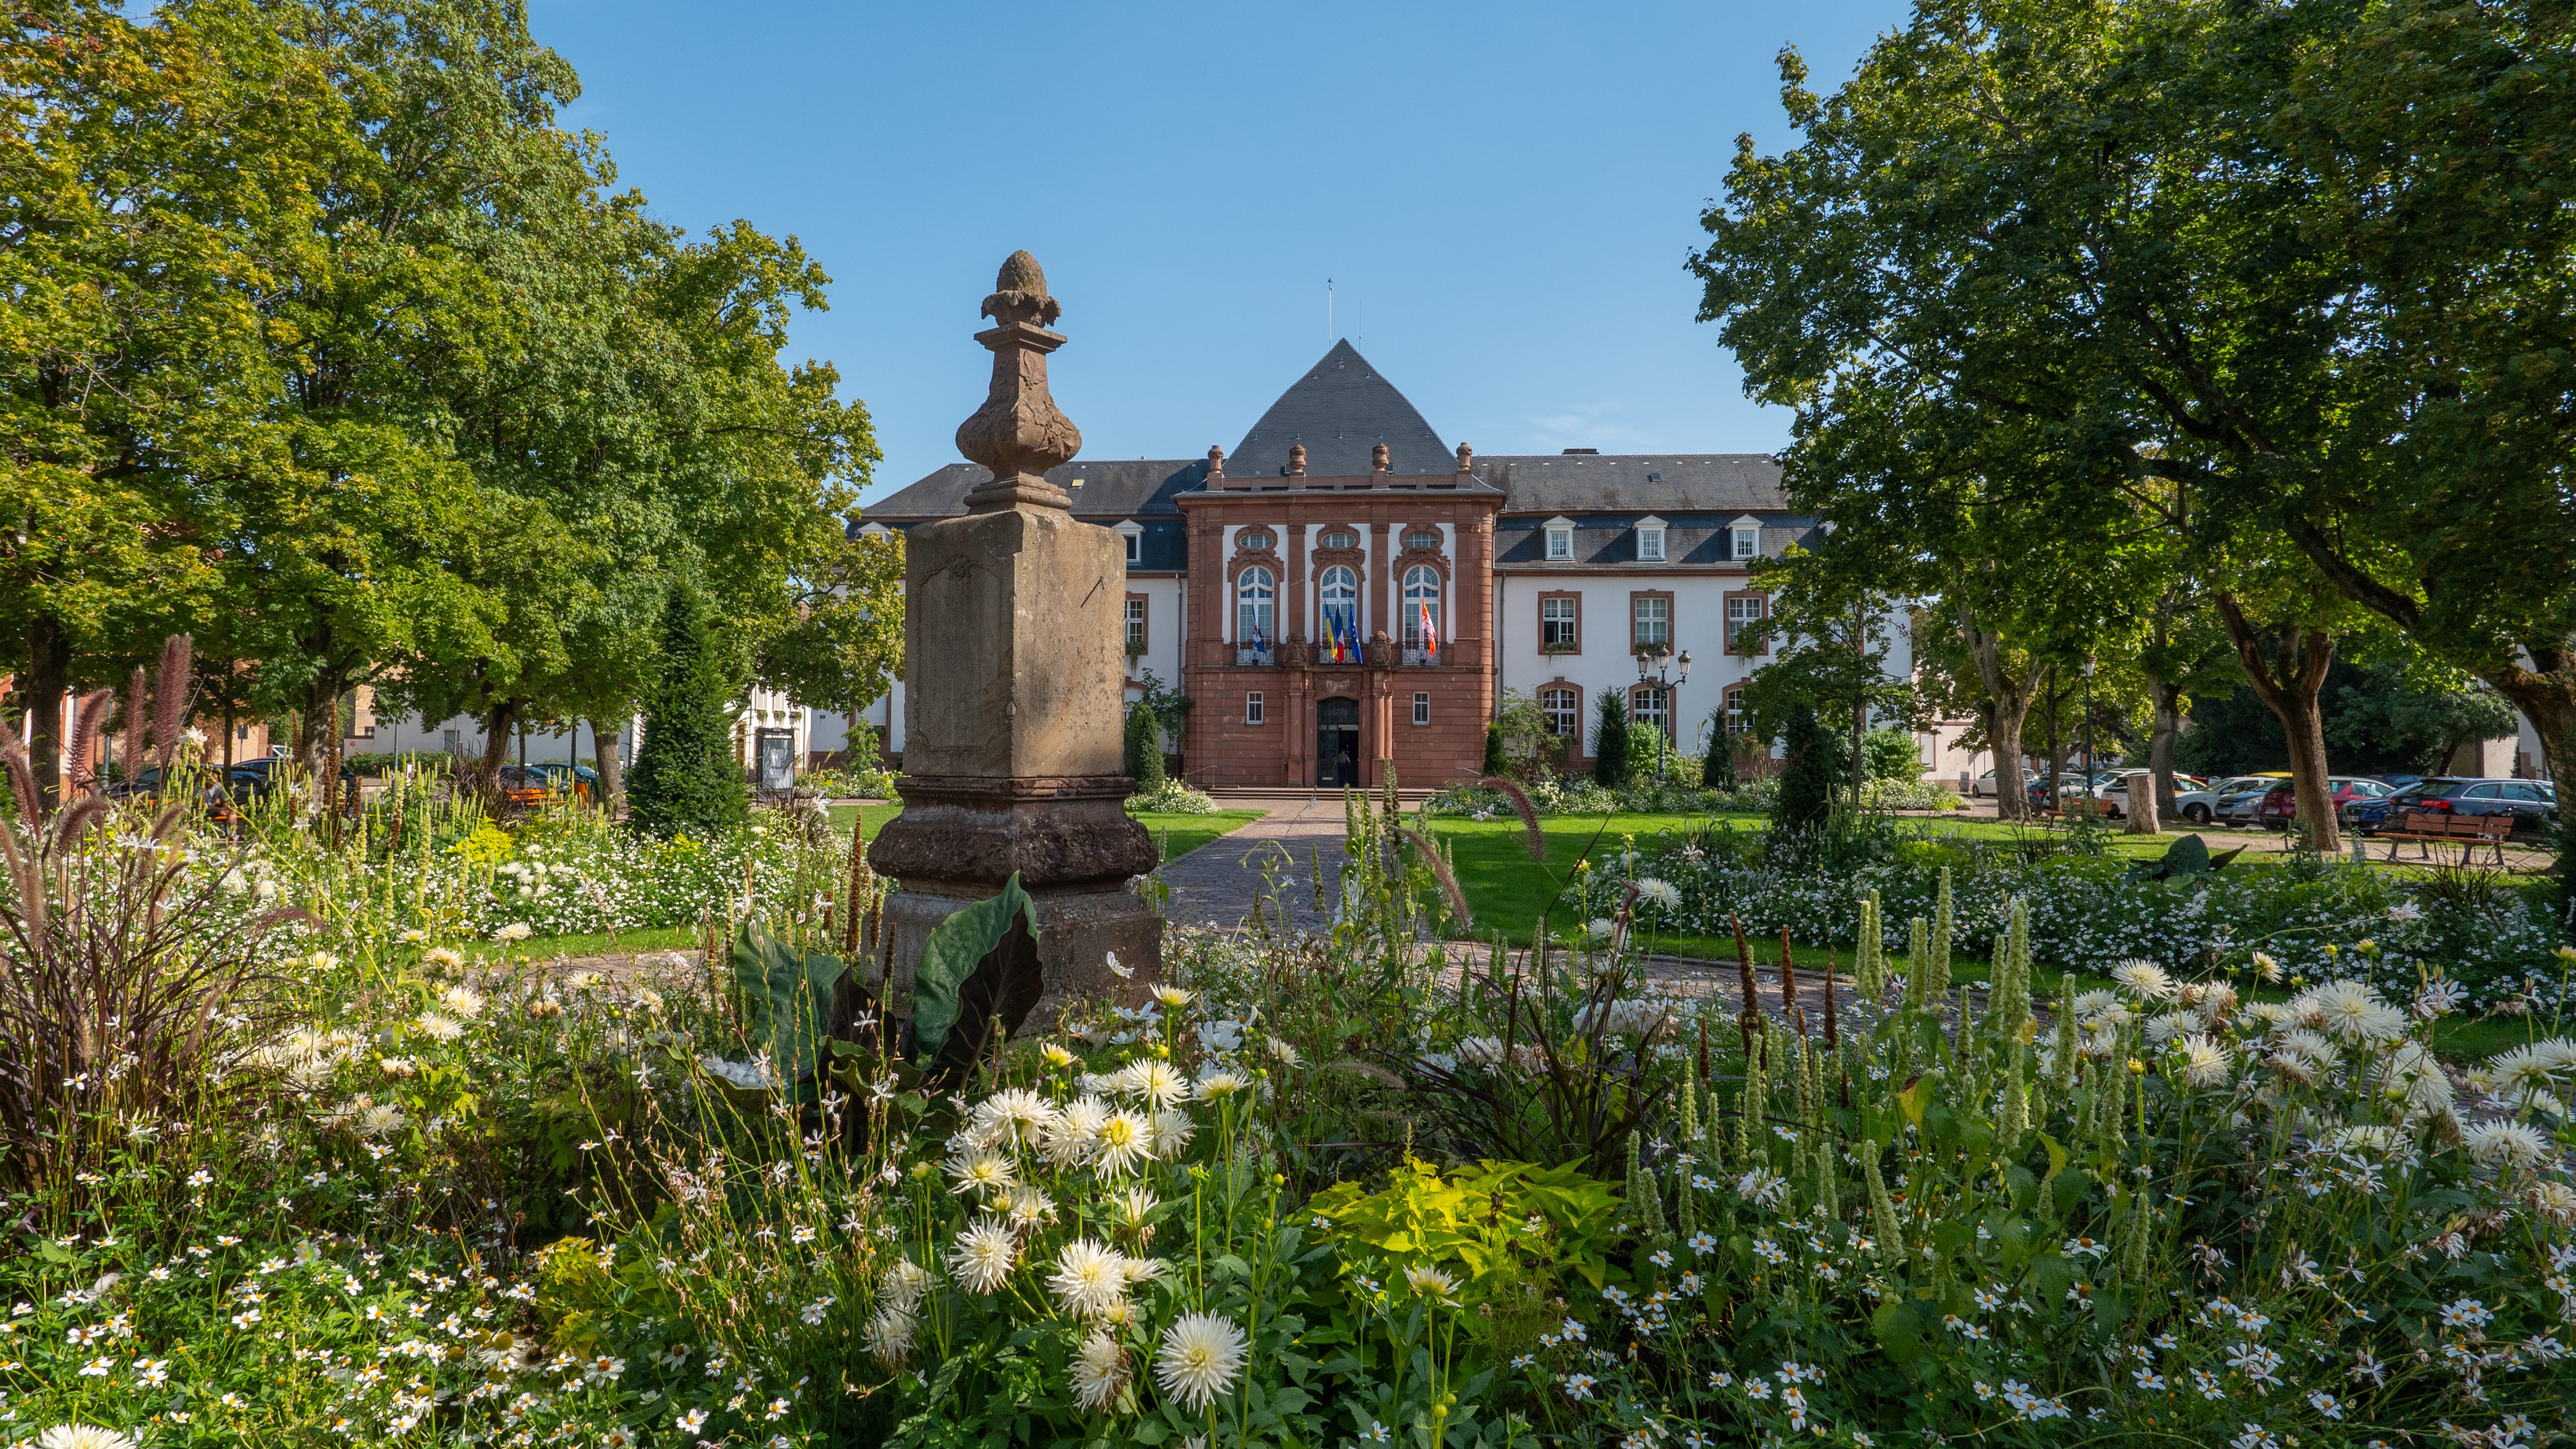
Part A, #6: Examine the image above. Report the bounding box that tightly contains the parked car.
[1973,768,2043,798]
[2213,772,2292,825]
[225,757,362,812]
[2347,777,2559,838]
[2075,769,2207,817]
[2173,774,2266,826]
[2254,775,2395,828]
[529,761,600,801]
[2372,773,2428,793]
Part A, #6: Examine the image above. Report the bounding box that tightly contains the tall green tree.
[1771,702,1835,836]
[0,0,339,803]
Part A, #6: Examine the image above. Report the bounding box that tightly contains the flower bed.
[4,791,2571,1449]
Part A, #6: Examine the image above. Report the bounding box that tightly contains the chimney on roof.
[1206,444,1224,485]
[1371,443,1390,473]
[1455,442,1473,473]
[1287,444,1306,477]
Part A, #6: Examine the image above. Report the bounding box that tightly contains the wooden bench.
[2379,808,2512,865]
[2037,797,2117,823]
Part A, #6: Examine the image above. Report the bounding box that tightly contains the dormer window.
[1730,515,1764,561]
[1636,515,1668,562]
[1543,516,1576,561]
[1112,519,1143,564]
[1237,529,1274,551]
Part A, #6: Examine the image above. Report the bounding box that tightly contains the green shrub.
[1123,705,1166,791]
[627,587,748,840]
[1771,700,1834,835]
[1590,690,1629,788]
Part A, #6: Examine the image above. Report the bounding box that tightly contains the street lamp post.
[1635,647,1694,783]
[2081,655,2097,800]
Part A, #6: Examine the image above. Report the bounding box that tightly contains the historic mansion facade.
[861,341,1835,790]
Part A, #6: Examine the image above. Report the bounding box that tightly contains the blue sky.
[527,1,1914,503]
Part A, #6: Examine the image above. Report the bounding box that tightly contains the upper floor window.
[1637,526,1666,561]
[1540,595,1579,650]
[1733,526,1761,560]
[1546,526,1573,561]
[1404,528,1440,551]
[1237,528,1274,551]
[1123,597,1146,653]
[1318,529,1357,550]
[1727,594,1768,653]
[1402,565,1443,659]
[1236,567,1275,647]
[1633,595,1670,653]
[1319,565,1359,658]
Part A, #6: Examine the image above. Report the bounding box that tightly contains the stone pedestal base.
[867,774,1161,1022]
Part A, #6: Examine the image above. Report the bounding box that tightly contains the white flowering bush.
[1583,836,2574,1012]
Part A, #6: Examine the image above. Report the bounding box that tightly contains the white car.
[1972,768,2043,798]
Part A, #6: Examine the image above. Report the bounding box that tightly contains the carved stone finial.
[1456,442,1474,472]
[1371,443,1390,473]
[957,251,1081,512]
[1207,444,1225,482]
[1288,444,1306,477]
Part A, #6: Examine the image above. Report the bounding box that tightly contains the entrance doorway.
[1317,697,1360,787]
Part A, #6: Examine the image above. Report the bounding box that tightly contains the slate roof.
[1229,340,1452,479]
[866,458,1206,521]
[1473,453,1784,513]
[860,357,1788,526]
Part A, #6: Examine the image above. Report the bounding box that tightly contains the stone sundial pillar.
[866,251,1161,1021]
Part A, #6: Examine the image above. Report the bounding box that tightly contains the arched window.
[1722,683,1748,736]
[1318,565,1359,661]
[1630,684,1670,740]
[1402,565,1442,660]
[1318,529,1357,550]
[1236,567,1275,652]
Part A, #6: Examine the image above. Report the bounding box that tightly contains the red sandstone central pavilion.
[864,340,1815,790]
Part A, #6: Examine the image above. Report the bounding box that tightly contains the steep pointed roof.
[1230,340,1450,478]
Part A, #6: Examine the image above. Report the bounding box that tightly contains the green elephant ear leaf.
[732,922,849,1095]
[911,872,1041,1067]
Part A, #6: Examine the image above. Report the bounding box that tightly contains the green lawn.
[823,804,1264,863]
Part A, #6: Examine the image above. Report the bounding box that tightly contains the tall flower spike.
[1905,916,1929,1009]
[1863,1141,1903,1264]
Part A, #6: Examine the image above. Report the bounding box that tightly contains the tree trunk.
[476,699,520,799]
[2480,649,2575,894]
[24,612,70,813]
[1851,599,1869,810]
[589,717,625,816]
[2215,594,2340,853]
[1961,605,2044,821]
[2045,666,2062,818]
[2147,676,2184,820]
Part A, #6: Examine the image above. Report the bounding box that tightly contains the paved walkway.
[1156,794,1362,935]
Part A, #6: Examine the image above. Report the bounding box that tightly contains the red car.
[2255,775,2396,829]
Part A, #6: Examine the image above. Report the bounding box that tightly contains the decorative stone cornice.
[956,251,1083,514]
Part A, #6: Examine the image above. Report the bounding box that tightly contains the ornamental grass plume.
[1927,867,1953,999]
[1154,1312,1248,1411]
[1854,890,1883,1000]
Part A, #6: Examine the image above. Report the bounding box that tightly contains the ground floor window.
[1540,687,1579,738]
[1412,692,1430,726]
[1630,684,1669,739]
